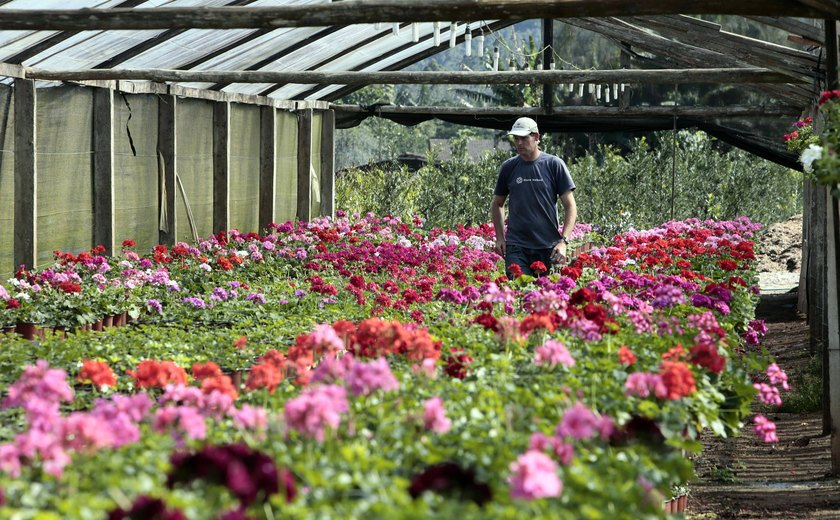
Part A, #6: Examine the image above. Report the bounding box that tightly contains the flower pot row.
[663,494,688,514]
[1,312,132,340]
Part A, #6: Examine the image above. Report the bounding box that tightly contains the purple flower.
[346,358,399,396]
[246,292,266,305]
[146,299,163,314]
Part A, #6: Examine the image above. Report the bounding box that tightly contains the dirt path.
[687,292,840,519]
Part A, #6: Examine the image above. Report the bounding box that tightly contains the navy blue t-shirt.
[494,152,575,249]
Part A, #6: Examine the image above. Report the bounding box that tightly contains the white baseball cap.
[508,117,539,136]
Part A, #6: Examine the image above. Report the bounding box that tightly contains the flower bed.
[0,213,784,518]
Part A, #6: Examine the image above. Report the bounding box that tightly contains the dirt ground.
[687,295,840,518]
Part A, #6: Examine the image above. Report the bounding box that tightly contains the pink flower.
[422,397,452,434]
[152,406,207,446]
[3,360,75,414]
[533,339,576,367]
[284,384,348,441]
[310,354,355,385]
[624,372,668,399]
[508,450,562,500]
[230,404,268,432]
[527,432,574,465]
[412,358,437,378]
[345,358,399,396]
[753,414,778,443]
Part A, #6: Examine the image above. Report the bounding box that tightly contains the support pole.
[92,87,115,255]
[157,93,176,245]
[13,79,36,271]
[213,102,230,233]
[296,108,313,222]
[259,105,276,232]
[542,18,554,113]
[319,109,335,218]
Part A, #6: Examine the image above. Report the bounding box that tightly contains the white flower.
[800,144,823,173]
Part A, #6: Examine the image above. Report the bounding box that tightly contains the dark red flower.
[508,263,523,279]
[408,462,492,506]
[122,239,136,248]
[444,348,473,379]
[107,495,186,520]
[6,299,19,309]
[689,343,726,374]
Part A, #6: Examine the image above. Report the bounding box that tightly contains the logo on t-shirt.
[516,177,523,184]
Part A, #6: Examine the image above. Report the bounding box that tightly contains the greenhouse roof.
[0,1,831,104]
[0,0,516,100]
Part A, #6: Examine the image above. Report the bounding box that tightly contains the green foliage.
[337,130,802,235]
[777,354,822,413]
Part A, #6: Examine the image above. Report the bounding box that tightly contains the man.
[490,117,577,277]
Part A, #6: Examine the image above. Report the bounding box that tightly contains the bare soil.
[687,293,840,518]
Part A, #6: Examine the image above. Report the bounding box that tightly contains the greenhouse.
[0,1,839,518]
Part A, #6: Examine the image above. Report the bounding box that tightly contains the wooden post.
[213,101,230,233]
[157,93,176,245]
[542,18,554,112]
[259,105,276,232]
[13,79,36,271]
[824,17,840,476]
[92,87,115,255]
[319,109,335,218]
[296,108,312,222]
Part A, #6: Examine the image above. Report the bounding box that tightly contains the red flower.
[57,281,82,293]
[508,263,523,279]
[560,265,582,280]
[689,343,726,374]
[519,313,556,335]
[659,361,697,400]
[818,89,840,106]
[618,346,637,366]
[233,336,248,349]
[6,299,19,309]
[128,360,189,389]
[473,313,500,332]
[200,374,238,400]
[529,261,547,275]
[191,361,223,381]
[245,363,284,394]
[77,360,117,388]
[122,239,135,248]
[717,259,738,271]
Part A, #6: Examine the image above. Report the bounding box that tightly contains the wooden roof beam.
[22,66,804,85]
[0,1,834,31]
[330,103,803,117]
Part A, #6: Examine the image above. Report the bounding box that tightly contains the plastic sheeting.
[0,86,13,277]
[275,110,298,223]
[175,97,214,243]
[229,104,260,233]
[114,93,159,254]
[36,86,94,267]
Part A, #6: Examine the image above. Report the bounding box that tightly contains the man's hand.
[494,237,506,257]
[550,242,568,265]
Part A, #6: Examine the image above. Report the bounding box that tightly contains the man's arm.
[551,190,577,264]
[490,194,507,257]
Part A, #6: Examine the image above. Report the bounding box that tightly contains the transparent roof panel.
[0,0,500,100]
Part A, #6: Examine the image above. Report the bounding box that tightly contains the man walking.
[491,117,577,277]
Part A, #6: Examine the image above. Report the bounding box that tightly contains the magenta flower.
[766,363,790,390]
[152,406,207,446]
[753,414,778,443]
[508,450,562,500]
[533,339,576,367]
[753,382,782,406]
[422,397,452,434]
[284,384,348,441]
[556,402,600,440]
